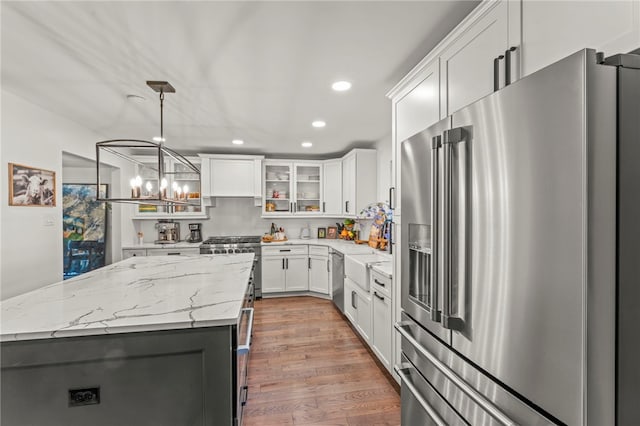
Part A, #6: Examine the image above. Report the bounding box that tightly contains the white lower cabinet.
[308,256,330,294]
[371,288,392,370]
[122,249,146,259]
[284,255,309,291]
[262,256,287,293]
[122,248,199,258]
[262,245,309,293]
[344,277,372,343]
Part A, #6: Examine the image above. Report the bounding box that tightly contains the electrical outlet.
[43,215,54,227]
[68,387,100,407]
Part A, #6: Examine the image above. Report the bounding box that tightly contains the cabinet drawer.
[371,269,391,298]
[262,245,308,256]
[123,249,146,258]
[147,248,199,256]
[308,245,329,257]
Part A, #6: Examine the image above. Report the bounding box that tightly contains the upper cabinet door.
[263,162,293,215]
[293,163,322,214]
[209,159,256,197]
[440,1,510,117]
[342,153,357,215]
[323,160,342,215]
[395,59,441,143]
[521,0,640,77]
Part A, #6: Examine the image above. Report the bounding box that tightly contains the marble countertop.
[371,262,393,278]
[263,238,392,258]
[0,254,253,342]
[122,242,202,249]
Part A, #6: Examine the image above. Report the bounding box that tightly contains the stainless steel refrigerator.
[397,49,639,426]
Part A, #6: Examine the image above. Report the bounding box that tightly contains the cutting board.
[368,225,381,248]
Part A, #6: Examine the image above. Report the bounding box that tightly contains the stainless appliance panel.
[616,61,640,426]
[331,250,345,313]
[397,355,468,426]
[398,313,554,426]
[447,49,616,425]
[401,118,451,344]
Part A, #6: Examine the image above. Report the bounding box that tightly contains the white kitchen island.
[1,254,254,426]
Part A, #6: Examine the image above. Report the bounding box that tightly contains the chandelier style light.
[96,81,200,206]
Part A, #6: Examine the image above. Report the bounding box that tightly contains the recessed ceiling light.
[301,141,313,148]
[312,120,326,128]
[232,139,244,145]
[152,136,165,142]
[331,81,352,91]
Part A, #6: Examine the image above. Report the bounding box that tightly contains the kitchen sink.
[344,253,390,291]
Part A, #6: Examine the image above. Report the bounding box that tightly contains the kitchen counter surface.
[0,254,253,342]
[263,238,392,258]
[371,261,393,278]
[122,241,202,249]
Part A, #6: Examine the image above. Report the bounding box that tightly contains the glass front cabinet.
[133,156,205,219]
[263,161,322,216]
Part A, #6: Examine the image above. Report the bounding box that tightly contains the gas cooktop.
[201,236,262,246]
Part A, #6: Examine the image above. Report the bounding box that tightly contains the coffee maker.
[186,223,202,242]
[155,220,180,244]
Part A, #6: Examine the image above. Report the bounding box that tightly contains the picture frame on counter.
[8,162,56,207]
[326,226,337,239]
[317,227,326,239]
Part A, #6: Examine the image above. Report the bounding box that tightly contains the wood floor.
[244,296,401,426]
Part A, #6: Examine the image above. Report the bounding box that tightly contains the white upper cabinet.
[199,154,263,201]
[341,149,377,217]
[293,163,322,214]
[262,160,323,216]
[521,0,640,77]
[342,153,356,215]
[323,160,342,215]
[133,156,206,219]
[396,59,440,143]
[440,1,517,117]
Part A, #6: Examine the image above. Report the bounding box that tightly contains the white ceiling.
[2,1,479,158]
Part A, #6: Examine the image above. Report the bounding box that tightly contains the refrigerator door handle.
[505,46,517,86]
[394,363,447,426]
[493,54,505,91]
[430,135,442,322]
[442,128,465,331]
[395,322,516,426]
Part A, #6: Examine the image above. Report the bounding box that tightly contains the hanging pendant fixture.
[96,81,200,206]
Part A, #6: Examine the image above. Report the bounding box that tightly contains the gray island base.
[1,254,254,426]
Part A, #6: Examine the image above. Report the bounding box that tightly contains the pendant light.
[96,81,200,206]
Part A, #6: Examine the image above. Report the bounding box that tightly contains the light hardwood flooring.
[244,296,400,426]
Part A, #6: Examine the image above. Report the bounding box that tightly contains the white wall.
[376,137,393,204]
[1,90,130,299]
[135,198,344,244]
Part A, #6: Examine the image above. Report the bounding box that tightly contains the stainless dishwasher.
[330,250,345,314]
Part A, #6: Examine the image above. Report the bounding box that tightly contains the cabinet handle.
[279,249,291,252]
[374,291,384,301]
[389,187,395,210]
[374,278,386,287]
[504,46,517,86]
[167,252,180,256]
[294,202,297,212]
[323,202,326,213]
[290,202,293,212]
[327,259,330,272]
[282,258,285,269]
[308,257,311,269]
[345,201,349,213]
[493,54,504,92]
[286,258,289,269]
[351,291,357,309]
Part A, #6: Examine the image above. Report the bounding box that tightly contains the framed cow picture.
[8,163,56,207]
